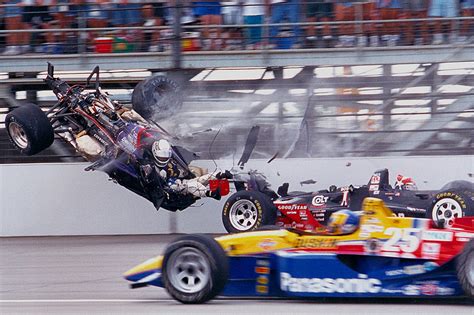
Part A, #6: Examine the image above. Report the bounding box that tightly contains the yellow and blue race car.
[124,198,474,304]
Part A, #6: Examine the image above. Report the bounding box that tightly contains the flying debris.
[300,179,317,186]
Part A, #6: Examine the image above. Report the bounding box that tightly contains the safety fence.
[1,1,474,60]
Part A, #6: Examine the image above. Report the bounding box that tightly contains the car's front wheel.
[5,103,54,155]
[162,234,228,304]
[456,239,474,298]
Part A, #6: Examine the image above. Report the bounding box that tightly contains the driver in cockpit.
[151,139,223,200]
[394,174,418,191]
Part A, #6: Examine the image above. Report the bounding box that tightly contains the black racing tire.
[162,234,228,304]
[131,75,182,121]
[441,180,474,191]
[5,103,54,155]
[427,190,474,228]
[222,190,277,233]
[456,239,474,298]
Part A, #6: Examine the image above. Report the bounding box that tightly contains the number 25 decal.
[382,228,420,253]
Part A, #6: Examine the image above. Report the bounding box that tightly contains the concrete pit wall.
[1,155,473,236]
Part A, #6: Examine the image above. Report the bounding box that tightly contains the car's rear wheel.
[162,234,228,304]
[222,190,277,233]
[5,103,54,155]
[456,239,474,298]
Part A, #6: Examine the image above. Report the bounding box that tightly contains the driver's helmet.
[395,174,417,191]
[152,139,172,167]
[327,209,359,235]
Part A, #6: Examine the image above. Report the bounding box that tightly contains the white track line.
[0,299,171,303]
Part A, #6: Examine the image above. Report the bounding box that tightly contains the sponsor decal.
[256,285,268,294]
[257,276,269,285]
[406,207,426,214]
[422,230,453,242]
[385,264,427,277]
[369,184,379,192]
[421,243,441,259]
[364,238,380,252]
[403,285,420,295]
[277,204,308,211]
[258,239,277,251]
[295,238,338,249]
[257,259,269,267]
[312,195,329,207]
[435,192,467,209]
[340,191,350,207]
[255,267,270,274]
[421,283,438,296]
[370,175,380,184]
[280,273,382,294]
[455,232,474,239]
[361,224,384,233]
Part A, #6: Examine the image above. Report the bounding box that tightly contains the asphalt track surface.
[1,235,473,315]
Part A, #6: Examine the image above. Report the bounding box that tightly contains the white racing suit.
[158,162,218,198]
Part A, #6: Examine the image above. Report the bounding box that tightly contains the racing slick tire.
[222,190,277,233]
[456,239,474,298]
[131,75,182,121]
[5,103,54,155]
[427,190,474,228]
[162,234,228,304]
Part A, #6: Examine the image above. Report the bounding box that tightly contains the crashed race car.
[5,63,230,212]
[222,168,474,233]
[124,198,474,303]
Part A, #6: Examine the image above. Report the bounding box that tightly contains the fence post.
[172,0,182,69]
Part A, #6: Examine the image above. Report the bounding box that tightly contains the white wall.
[1,155,473,236]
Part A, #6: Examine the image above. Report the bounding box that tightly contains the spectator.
[399,0,428,45]
[111,0,143,28]
[356,1,376,47]
[460,0,474,42]
[242,0,265,49]
[86,0,110,50]
[221,1,243,50]
[142,2,166,52]
[305,0,334,48]
[22,0,59,53]
[334,2,355,47]
[371,0,402,47]
[270,0,301,49]
[192,0,222,50]
[111,0,143,52]
[3,0,24,55]
[428,0,459,44]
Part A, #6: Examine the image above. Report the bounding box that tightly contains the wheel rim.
[8,122,29,149]
[166,247,210,294]
[229,199,258,231]
[432,198,463,227]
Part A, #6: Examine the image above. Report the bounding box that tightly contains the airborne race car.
[222,168,474,233]
[125,198,474,303]
[5,64,229,212]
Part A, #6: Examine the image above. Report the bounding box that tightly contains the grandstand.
[0,1,473,163]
